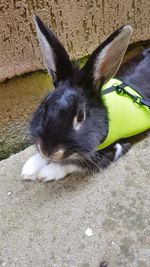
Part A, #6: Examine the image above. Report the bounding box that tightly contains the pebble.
[85,228,93,237]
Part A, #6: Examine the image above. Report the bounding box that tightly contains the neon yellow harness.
[97,78,150,150]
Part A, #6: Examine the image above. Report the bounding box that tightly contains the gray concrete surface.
[0,137,150,267]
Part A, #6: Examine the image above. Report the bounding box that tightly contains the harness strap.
[102,82,150,109]
[97,79,150,150]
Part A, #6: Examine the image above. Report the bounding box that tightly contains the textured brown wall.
[0,0,150,81]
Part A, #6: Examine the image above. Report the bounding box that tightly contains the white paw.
[38,163,81,182]
[114,143,123,161]
[21,153,47,181]
[38,163,66,182]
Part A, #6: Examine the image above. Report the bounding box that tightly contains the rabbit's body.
[117,48,150,100]
[21,16,150,181]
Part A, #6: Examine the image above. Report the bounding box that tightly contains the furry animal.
[21,16,150,181]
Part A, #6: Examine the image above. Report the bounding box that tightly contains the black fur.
[30,77,108,164]
[35,16,73,86]
[31,16,149,173]
[117,48,150,100]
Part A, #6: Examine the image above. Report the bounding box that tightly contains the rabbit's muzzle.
[51,149,64,161]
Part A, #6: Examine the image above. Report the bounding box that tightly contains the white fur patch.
[21,153,48,181]
[38,163,82,182]
[73,115,82,130]
[73,110,86,131]
[114,143,123,160]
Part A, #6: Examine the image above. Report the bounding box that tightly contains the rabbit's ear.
[34,15,73,86]
[80,25,133,91]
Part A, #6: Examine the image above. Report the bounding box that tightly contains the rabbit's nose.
[51,149,64,160]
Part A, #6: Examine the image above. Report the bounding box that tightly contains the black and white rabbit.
[21,16,150,181]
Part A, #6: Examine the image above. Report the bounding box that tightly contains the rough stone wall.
[0,0,150,81]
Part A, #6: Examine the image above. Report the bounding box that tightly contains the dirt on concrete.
[0,135,149,267]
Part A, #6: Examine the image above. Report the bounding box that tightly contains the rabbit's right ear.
[79,25,132,93]
[34,15,73,87]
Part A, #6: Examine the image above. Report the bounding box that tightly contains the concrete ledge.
[0,135,149,266]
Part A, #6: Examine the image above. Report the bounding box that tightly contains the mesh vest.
[97,78,150,150]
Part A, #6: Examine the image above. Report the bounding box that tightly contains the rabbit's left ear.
[80,25,133,91]
[34,15,73,87]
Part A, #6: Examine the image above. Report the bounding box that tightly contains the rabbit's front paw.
[38,163,67,182]
[21,153,47,181]
[38,163,82,182]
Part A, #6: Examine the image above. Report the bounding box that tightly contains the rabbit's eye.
[73,110,86,130]
[77,110,85,123]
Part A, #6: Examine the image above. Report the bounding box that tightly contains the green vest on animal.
[97,78,150,150]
